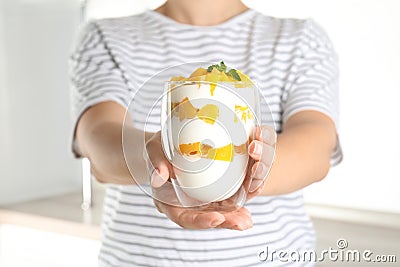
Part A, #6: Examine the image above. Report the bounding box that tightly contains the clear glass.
[157,80,261,211]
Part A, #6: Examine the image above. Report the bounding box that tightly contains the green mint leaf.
[207,62,242,81]
[219,61,227,72]
[207,61,226,73]
[227,69,241,81]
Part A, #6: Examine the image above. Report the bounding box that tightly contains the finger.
[254,125,277,145]
[162,205,225,229]
[152,182,182,207]
[180,210,226,229]
[241,158,263,200]
[249,161,268,193]
[218,207,253,230]
[247,180,265,199]
[178,210,225,229]
[248,140,275,163]
[151,163,170,188]
[241,156,255,191]
[145,141,170,188]
[217,207,251,229]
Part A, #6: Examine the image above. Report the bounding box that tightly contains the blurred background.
[0,0,399,266]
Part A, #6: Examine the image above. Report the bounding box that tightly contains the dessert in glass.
[159,62,261,210]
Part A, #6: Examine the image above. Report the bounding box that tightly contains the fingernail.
[249,179,264,193]
[249,167,265,193]
[252,162,265,177]
[249,141,262,155]
[261,128,275,144]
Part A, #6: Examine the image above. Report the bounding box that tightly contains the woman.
[70,0,342,266]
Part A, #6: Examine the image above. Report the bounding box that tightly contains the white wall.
[0,0,7,170]
[0,0,83,204]
[84,0,400,214]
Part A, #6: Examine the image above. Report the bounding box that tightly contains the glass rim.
[165,80,258,85]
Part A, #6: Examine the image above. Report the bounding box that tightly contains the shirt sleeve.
[69,21,132,158]
[282,19,343,166]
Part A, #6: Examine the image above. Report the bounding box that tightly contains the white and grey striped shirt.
[70,9,342,267]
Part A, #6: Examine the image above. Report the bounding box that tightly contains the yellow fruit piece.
[204,143,234,162]
[197,104,219,125]
[170,76,186,81]
[179,142,233,162]
[179,142,201,156]
[189,67,208,77]
[205,72,220,96]
[179,142,246,162]
[234,105,253,123]
[235,70,252,88]
[237,70,251,82]
[170,63,253,94]
[234,143,247,155]
[173,97,198,121]
[172,97,219,124]
[187,75,206,81]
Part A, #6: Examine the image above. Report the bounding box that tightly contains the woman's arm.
[249,110,337,196]
[75,101,151,184]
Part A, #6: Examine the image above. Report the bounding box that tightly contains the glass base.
[171,178,247,211]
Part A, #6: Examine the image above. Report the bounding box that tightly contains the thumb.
[151,161,170,188]
[144,132,171,188]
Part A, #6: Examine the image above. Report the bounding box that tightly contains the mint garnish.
[227,69,241,81]
[207,61,242,81]
[207,64,219,72]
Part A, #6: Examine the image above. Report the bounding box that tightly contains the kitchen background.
[0,0,399,266]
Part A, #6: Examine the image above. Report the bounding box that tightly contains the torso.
[95,9,316,267]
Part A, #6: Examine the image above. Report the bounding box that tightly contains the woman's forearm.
[82,122,151,184]
[260,111,337,196]
[76,101,152,185]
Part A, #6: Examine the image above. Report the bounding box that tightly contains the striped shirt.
[70,9,342,267]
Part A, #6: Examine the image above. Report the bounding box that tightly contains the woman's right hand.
[144,131,254,230]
